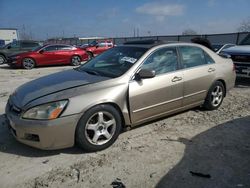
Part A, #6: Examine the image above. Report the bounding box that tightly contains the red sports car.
[7,44,89,69]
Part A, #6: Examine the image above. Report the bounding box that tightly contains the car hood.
[11,69,109,108]
[222,45,250,55]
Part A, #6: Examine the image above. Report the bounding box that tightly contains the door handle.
[208,68,216,72]
[172,76,182,82]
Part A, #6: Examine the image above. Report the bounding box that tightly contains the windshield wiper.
[84,70,100,76]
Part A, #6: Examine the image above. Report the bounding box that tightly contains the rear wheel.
[0,55,6,65]
[76,104,122,152]
[203,81,225,110]
[22,58,36,69]
[71,55,81,66]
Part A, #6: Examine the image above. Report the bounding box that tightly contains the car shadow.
[156,116,250,188]
[0,114,84,157]
[235,77,250,88]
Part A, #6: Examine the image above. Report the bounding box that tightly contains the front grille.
[231,55,250,63]
[234,62,250,67]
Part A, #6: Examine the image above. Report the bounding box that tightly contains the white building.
[0,28,19,45]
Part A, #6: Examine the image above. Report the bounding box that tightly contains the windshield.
[77,46,148,78]
[240,34,250,45]
[32,45,44,51]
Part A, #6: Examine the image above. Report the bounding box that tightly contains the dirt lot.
[0,64,249,188]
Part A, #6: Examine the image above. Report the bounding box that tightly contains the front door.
[129,47,183,124]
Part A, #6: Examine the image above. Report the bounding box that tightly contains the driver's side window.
[43,46,57,52]
[141,47,178,75]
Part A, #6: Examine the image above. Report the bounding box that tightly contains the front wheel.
[203,81,225,110]
[71,55,81,66]
[22,58,36,69]
[76,104,122,152]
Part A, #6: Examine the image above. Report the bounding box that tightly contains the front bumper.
[7,57,21,68]
[234,62,250,78]
[5,102,81,150]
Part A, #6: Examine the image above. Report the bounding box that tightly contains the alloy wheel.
[23,58,35,69]
[85,111,116,145]
[211,85,223,107]
[71,56,81,66]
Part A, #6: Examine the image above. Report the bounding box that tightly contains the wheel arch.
[0,53,6,58]
[77,102,126,129]
[94,102,126,128]
[72,54,82,61]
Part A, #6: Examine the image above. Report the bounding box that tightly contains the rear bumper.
[5,109,81,150]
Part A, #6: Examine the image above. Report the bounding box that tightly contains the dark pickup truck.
[221,34,250,78]
[0,40,42,65]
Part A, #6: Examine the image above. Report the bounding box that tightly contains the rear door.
[178,46,216,106]
[54,45,74,64]
[129,47,183,124]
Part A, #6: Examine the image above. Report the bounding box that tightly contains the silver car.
[5,41,236,151]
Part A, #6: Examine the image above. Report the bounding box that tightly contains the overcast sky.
[0,0,249,40]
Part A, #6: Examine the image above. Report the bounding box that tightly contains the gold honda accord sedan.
[5,41,236,151]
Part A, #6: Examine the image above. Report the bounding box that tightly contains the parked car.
[221,34,250,78]
[212,43,236,54]
[5,41,236,151]
[0,40,42,65]
[80,40,114,59]
[7,44,89,69]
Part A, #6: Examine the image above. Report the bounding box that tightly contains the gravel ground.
[0,64,249,188]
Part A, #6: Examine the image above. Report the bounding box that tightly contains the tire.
[203,81,225,110]
[86,51,93,60]
[0,55,6,65]
[22,58,36,69]
[76,104,122,152]
[71,55,81,66]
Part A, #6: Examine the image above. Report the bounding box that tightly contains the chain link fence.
[46,32,250,46]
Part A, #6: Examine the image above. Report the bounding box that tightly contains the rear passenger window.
[204,51,215,64]
[57,45,73,50]
[179,46,212,68]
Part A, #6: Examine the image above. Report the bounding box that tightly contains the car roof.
[42,44,74,47]
[122,40,202,49]
[122,40,180,49]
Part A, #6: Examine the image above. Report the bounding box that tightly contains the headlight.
[22,100,68,120]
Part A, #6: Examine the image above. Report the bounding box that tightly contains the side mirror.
[39,49,44,54]
[135,69,156,80]
[7,46,11,49]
